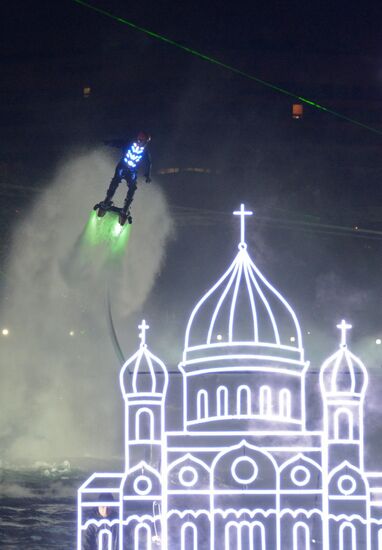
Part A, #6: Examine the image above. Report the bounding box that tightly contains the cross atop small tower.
[234,203,253,247]
[138,319,150,347]
[337,319,352,348]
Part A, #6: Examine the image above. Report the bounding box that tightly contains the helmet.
[137,131,151,146]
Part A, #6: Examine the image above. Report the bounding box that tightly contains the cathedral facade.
[78,205,382,549]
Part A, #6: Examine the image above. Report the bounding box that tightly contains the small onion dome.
[120,321,168,396]
[320,321,368,395]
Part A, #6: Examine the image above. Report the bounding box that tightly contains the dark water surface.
[1,466,84,549]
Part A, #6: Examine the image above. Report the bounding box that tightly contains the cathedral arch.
[212,440,277,491]
[197,389,209,419]
[293,522,310,550]
[328,461,367,498]
[134,523,152,550]
[135,408,154,441]
[123,461,162,497]
[279,388,291,418]
[217,385,229,416]
[181,522,197,550]
[98,529,112,550]
[168,453,210,490]
[334,407,353,440]
[339,522,356,550]
[237,385,251,415]
[280,453,321,491]
[259,385,272,416]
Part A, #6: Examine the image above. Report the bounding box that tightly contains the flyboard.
[93,202,132,226]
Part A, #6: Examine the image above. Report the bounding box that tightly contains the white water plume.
[0,149,173,463]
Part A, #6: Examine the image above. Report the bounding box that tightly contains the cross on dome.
[233,203,253,248]
[337,319,352,348]
[138,319,150,347]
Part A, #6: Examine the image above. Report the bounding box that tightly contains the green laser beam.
[72,0,382,137]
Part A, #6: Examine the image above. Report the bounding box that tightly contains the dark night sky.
[1,1,382,337]
[1,0,382,345]
[4,1,382,55]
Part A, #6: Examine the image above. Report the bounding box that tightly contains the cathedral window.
[224,522,265,550]
[378,528,382,550]
[334,408,353,440]
[217,386,229,416]
[237,385,251,415]
[135,408,155,441]
[197,389,209,419]
[181,522,197,550]
[225,522,245,550]
[339,522,356,550]
[293,522,310,550]
[252,523,266,550]
[134,524,152,550]
[279,389,292,418]
[98,529,112,550]
[259,385,272,416]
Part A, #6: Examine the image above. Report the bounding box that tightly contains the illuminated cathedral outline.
[78,204,382,549]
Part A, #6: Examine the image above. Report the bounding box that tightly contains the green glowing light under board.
[83,211,131,255]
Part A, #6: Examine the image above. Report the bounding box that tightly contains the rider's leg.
[104,161,124,202]
[122,172,137,213]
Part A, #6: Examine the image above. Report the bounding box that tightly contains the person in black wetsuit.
[100,131,152,216]
[81,493,119,550]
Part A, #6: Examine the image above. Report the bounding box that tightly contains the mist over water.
[0,150,173,464]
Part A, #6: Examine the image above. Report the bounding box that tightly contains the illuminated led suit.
[105,139,152,213]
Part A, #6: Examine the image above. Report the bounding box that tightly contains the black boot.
[122,197,131,214]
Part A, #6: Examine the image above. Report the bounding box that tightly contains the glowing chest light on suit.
[124,142,145,169]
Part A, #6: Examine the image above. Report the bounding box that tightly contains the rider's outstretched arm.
[143,149,152,182]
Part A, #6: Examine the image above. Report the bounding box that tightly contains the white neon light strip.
[207,261,240,344]
[187,341,303,352]
[183,359,305,372]
[186,415,302,426]
[243,252,259,342]
[245,252,281,345]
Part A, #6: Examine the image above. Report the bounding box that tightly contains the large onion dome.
[183,205,303,363]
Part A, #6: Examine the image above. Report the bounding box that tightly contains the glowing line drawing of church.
[78,204,382,549]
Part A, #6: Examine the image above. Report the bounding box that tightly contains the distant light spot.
[69,331,75,337]
[307,331,311,335]
[2,328,9,336]
[376,338,381,345]
[217,334,223,341]
[83,86,91,98]
[290,336,296,342]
